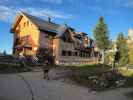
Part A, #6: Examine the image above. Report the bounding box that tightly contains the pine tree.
[93,16,110,50]
[116,32,129,66]
[93,16,110,63]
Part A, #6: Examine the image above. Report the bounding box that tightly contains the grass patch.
[63,64,112,88]
[65,64,112,76]
[119,69,133,87]
[70,74,90,87]
[58,64,133,90]
[64,64,108,70]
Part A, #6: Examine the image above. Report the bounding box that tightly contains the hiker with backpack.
[43,55,53,80]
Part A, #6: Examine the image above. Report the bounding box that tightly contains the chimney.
[48,17,51,23]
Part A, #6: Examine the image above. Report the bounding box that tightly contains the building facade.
[11,12,99,65]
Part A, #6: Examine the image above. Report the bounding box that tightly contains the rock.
[116,79,126,87]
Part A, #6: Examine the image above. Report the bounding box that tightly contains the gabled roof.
[11,12,67,35]
[11,12,92,43]
[23,12,61,34]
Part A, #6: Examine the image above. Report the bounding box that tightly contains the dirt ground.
[0,68,133,100]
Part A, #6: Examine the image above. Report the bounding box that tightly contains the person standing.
[43,65,50,80]
[43,55,52,80]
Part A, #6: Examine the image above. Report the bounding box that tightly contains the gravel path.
[0,71,132,100]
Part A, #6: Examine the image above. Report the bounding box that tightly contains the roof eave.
[10,13,23,34]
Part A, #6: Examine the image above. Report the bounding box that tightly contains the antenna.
[43,13,53,23]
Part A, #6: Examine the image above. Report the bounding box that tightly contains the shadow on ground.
[0,96,12,100]
[125,91,133,99]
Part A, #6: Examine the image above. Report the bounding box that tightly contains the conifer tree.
[93,16,110,63]
[93,16,110,50]
[116,32,129,65]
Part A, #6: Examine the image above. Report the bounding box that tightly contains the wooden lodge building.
[11,12,99,65]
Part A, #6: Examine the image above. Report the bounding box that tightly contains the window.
[75,52,78,56]
[68,51,72,56]
[79,52,82,57]
[83,52,85,57]
[62,50,66,56]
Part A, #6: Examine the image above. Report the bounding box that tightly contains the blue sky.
[0,0,133,53]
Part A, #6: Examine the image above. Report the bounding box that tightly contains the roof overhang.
[10,13,23,33]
